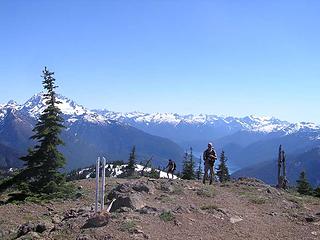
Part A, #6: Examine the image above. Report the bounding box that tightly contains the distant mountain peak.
[1,93,320,135]
[18,92,109,125]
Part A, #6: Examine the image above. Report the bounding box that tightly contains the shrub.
[119,220,136,233]
[160,211,175,222]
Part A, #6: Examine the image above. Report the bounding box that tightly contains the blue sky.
[1,0,319,123]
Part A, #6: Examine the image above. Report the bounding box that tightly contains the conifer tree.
[182,147,196,180]
[296,171,312,195]
[314,187,320,198]
[216,150,230,183]
[196,156,203,180]
[148,168,160,179]
[0,67,66,194]
[126,146,136,176]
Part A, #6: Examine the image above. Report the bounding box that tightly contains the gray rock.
[173,206,190,214]
[63,209,79,220]
[35,223,47,233]
[110,194,145,212]
[116,207,133,213]
[17,223,35,237]
[306,215,316,223]
[82,212,110,228]
[107,183,132,200]
[174,219,182,226]
[52,215,62,224]
[159,181,175,193]
[230,216,243,224]
[137,206,158,214]
[77,234,93,240]
[132,182,151,193]
[17,231,41,240]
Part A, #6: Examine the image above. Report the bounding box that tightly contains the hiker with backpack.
[166,159,176,179]
[203,142,217,185]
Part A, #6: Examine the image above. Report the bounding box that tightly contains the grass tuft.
[197,185,215,198]
[160,211,175,222]
[119,220,137,233]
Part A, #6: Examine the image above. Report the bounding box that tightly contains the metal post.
[95,157,100,213]
[101,157,106,210]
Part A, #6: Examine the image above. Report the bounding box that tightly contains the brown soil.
[0,178,320,240]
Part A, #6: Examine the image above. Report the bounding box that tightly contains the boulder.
[17,221,50,237]
[132,182,151,193]
[82,212,110,228]
[109,194,145,212]
[137,206,158,214]
[17,223,35,237]
[230,216,243,224]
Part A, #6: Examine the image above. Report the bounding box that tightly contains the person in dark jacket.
[166,159,176,179]
[203,142,217,184]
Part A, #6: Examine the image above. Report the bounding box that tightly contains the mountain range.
[0,93,184,171]
[93,108,320,172]
[0,93,319,186]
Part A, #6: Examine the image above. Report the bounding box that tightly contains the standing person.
[166,159,176,179]
[203,143,217,185]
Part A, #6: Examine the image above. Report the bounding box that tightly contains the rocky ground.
[0,177,320,240]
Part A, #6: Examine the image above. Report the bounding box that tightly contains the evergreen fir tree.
[126,146,137,176]
[296,171,312,195]
[196,156,203,180]
[182,147,196,180]
[0,67,66,194]
[216,150,230,183]
[314,187,320,198]
[148,168,160,179]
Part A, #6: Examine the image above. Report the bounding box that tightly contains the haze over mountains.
[0,93,319,185]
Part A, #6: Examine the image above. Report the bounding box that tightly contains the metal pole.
[101,157,106,210]
[95,157,100,213]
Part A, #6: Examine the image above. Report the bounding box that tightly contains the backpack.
[172,162,176,171]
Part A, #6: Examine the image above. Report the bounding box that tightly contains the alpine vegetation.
[216,150,230,183]
[181,147,196,180]
[296,171,312,195]
[0,68,69,196]
[123,146,137,177]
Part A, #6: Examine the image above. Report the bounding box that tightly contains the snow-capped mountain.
[1,93,320,172]
[93,107,320,172]
[0,93,184,170]
[2,92,318,137]
[9,92,109,125]
[93,109,320,142]
[95,109,288,130]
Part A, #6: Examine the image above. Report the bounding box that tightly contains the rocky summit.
[0,177,320,240]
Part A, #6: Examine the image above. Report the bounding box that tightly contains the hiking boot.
[202,179,205,184]
[209,180,213,185]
